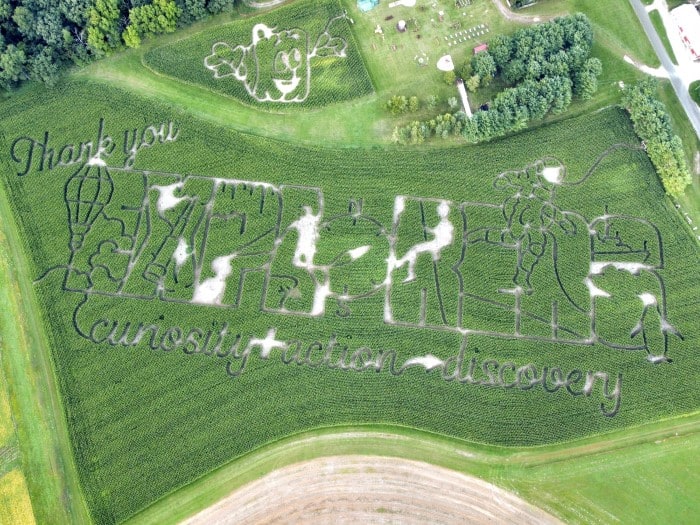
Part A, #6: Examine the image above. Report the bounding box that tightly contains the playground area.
[346,0,519,95]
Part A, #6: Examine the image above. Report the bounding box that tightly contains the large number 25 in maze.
[61,159,682,362]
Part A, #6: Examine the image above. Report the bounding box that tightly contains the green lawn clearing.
[649,9,678,65]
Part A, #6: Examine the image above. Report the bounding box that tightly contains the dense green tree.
[0,44,27,88]
[87,0,121,56]
[386,95,408,115]
[122,0,179,48]
[489,34,511,71]
[128,0,179,35]
[0,0,11,19]
[177,0,205,23]
[471,51,496,86]
[574,57,602,99]
[549,76,572,113]
[206,0,232,13]
[466,74,480,93]
[122,22,141,47]
[28,44,59,84]
[542,49,569,78]
[622,80,673,142]
[443,70,456,85]
[503,58,526,85]
[622,80,691,197]
[0,0,240,89]
[60,0,91,25]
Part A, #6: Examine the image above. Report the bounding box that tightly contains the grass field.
[0,470,35,525]
[0,147,91,524]
[691,79,700,106]
[505,0,661,68]
[78,0,659,146]
[0,362,15,451]
[0,0,698,524]
[649,9,678,65]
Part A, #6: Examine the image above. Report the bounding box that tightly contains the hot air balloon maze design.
[64,161,114,290]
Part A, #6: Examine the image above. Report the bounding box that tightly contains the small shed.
[358,0,379,12]
[473,43,489,55]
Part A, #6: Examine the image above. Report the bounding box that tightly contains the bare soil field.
[182,455,560,524]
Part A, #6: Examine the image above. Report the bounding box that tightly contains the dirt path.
[182,455,561,524]
[490,0,557,23]
[241,0,290,8]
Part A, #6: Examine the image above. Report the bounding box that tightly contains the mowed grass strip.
[648,9,678,65]
[516,424,700,524]
[0,377,14,448]
[0,132,92,524]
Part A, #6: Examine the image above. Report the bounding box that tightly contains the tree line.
[622,79,692,198]
[0,0,238,89]
[392,13,603,144]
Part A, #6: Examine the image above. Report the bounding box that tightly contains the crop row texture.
[144,0,374,109]
[0,80,698,523]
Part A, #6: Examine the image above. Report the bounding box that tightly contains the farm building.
[670,4,700,61]
[357,0,378,11]
[473,43,489,55]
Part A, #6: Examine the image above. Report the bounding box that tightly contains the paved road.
[628,0,700,139]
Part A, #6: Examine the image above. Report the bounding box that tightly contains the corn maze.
[21,133,685,428]
[204,13,352,103]
[0,44,698,525]
[146,0,374,108]
[56,155,681,369]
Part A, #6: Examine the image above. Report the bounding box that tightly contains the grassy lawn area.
[0,158,91,524]
[344,0,518,95]
[77,0,659,147]
[515,420,700,523]
[691,79,700,105]
[0,470,35,525]
[649,9,678,65]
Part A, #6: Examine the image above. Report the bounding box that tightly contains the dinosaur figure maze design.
[58,155,681,371]
[204,13,353,103]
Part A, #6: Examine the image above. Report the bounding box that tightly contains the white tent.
[671,4,700,61]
